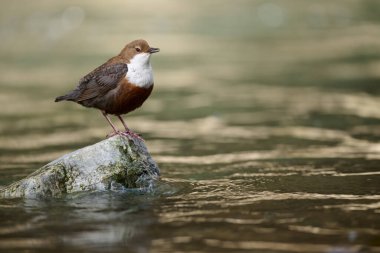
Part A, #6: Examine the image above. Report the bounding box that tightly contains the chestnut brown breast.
[105,79,153,115]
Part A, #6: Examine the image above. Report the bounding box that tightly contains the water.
[1,1,380,252]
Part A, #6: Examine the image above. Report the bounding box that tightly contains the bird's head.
[119,39,159,64]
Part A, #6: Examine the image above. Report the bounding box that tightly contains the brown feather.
[55,39,155,116]
[75,63,128,102]
[105,80,153,115]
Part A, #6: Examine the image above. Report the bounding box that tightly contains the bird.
[55,39,159,140]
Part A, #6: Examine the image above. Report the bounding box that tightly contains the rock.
[0,135,160,198]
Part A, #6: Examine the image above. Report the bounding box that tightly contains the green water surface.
[0,1,379,252]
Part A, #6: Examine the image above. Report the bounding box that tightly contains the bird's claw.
[106,130,144,142]
[122,130,144,142]
[106,131,124,138]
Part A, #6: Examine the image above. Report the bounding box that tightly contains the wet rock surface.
[0,136,160,198]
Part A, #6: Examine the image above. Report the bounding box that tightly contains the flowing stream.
[0,1,379,252]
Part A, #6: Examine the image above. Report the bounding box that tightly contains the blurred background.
[0,0,380,252]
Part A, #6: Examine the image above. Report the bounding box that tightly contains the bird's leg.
[101,111,122,138]
[117,115,144,141]
[117,115,130,132]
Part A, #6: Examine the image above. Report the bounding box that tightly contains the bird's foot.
[122,130,144,142]
[106,131,124,138]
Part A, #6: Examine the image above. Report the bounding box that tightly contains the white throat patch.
[126,53,154,88]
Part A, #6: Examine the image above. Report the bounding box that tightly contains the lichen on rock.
[0,135,160,198]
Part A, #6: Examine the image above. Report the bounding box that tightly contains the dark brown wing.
[56,62,128,103]
[75,63,128,102]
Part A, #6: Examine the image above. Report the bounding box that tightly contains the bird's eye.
[135,47,141,52]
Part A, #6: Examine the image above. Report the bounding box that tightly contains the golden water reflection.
[1,0,380,252]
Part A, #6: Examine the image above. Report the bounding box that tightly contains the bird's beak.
[148,47,160,54]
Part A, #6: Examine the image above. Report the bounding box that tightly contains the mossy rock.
[0,135,160,198]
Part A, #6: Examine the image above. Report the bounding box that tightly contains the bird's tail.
[55,95,69,102]
[55,87,82,102]
[55,91,78,102]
